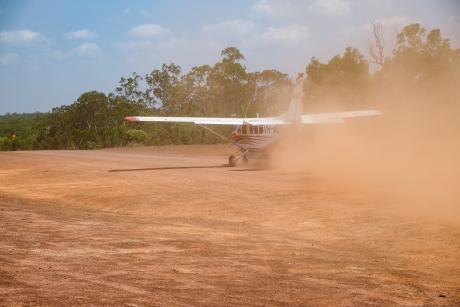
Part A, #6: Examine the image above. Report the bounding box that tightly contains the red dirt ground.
[0,145,459,306]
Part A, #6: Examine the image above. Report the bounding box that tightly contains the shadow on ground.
[109,165,229,172]
[109,165,268,172]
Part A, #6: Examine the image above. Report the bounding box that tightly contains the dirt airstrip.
[0,145,459,306]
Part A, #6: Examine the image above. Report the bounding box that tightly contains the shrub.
[126,129,148,144]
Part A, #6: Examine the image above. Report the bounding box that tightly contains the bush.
[0,136,10,151]
[84,141,97,150]
[126,129,148,144]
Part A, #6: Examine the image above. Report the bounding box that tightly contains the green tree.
[247,70,291,116]
[181,65,213,116]
[116,72,145,106]
[305,47,370,109]
[378,23,460,83]
[209,47,250,116]
[144,63,183,112]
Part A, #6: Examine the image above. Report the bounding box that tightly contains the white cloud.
[0,29,48,45]
[50,50,67,59]
[252,0,274,15]
[0,52,20,65]
[123,8,152,17]
[65,29,97,40]
[71,42,100,56]
[376,15,418,28]
[203,20,255,37]
[52,42,101,58]
[118,37,177,51]
[119,24,173,55]
[251,0,297,19]
[256,24,309,46]
[362,0,393,10]
[129,24,170,38]
[309,0,351,16]
[139,9,151,17]
[343,15,418,38]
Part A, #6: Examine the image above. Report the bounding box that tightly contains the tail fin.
[283,73,304,122]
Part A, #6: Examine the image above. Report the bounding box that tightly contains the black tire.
[228,155,236,167]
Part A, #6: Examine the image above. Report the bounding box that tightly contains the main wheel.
[242,153,249,164]
[228,155,236,167]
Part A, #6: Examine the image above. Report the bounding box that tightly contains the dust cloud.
[271,77,460,219]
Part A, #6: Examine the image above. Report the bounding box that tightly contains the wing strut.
[196,124,245,150]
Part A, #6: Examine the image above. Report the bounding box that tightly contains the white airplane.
[125,73,381,166]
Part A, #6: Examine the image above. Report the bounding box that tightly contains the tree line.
[1,23,459,151]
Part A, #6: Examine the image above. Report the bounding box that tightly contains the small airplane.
[125,73,381,166]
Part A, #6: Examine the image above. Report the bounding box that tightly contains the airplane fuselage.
[231,124,282,151]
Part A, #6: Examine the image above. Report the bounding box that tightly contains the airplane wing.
[301,110,381,124]
[124,116,285,125]
[125,110,381,126]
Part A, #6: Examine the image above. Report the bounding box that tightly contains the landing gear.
[242,153,249,164]
[228,155,236,167]
[228,150,249,167]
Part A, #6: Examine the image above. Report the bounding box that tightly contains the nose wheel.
[228,150,249,167]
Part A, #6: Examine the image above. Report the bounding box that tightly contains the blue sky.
[1,0,459,114]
